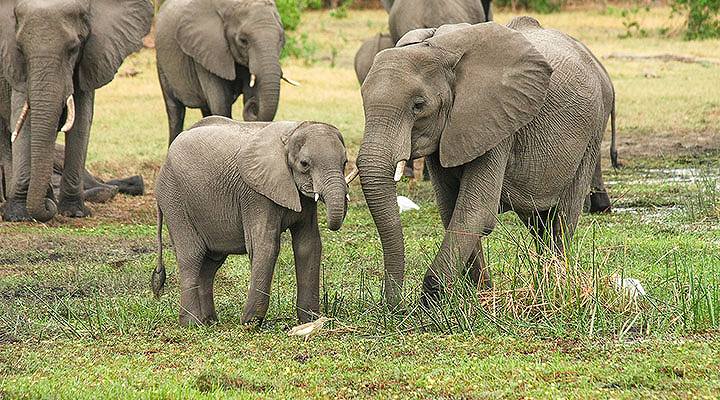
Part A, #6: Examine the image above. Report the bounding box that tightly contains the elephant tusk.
[249,74,256,88]
[282,76,301,87]
[11,101,29,143]
[345,167,359,184]
[393,160,406,182]
[314,193,320,202]
[59,95,75,134]
[346,193,350,201]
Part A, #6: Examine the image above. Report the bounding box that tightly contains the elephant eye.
[412,98,426,114]
[300,160,310,169]
[237,36,249,47]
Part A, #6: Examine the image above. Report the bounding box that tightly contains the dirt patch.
[601,130,720,166]
[0,232,155,268]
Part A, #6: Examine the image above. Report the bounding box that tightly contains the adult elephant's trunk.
[321,172,347,231]
[26,58,66,222]
[253,53,281,122]
[357,113,409,308]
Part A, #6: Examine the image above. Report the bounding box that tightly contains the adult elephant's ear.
[381,0,394,12]
[79,0,153,91]
[237,122,304,213]
[175,0,235,81]
[430,22,553,168]
[0,2,25,90]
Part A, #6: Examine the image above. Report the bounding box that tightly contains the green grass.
[2,6,720,398]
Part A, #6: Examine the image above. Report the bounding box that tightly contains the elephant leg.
[200,107,212,118]
[426,154,491,290]
[587,156,611,213]
[197,66,233,118]
[290,213,321,323]
[553,143,601,255]
[105,176,145,196]
[198,253,227,324]
[519,208,555,253]
[58,90,93,218]
[242,239,280,325]
[159,69,186,146]
[421,142,510,302]
[241,200,282,325]
[3,92,32,221]
[0,122,10,204]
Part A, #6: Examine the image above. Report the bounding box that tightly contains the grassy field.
[2,6,720,398]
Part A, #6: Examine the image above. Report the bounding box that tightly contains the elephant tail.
[610,100,619,169]
[152,205,167,298]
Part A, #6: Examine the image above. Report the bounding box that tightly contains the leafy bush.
[672,0,720,39]
[276,0,305,31]
[493,0,563,14]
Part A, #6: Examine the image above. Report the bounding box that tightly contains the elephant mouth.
[11,96,76,143]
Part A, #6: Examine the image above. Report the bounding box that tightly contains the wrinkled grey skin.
[153,118,349,326]
[0,0,153,222]
[156,0,285,145]
[2,76,143,205]
[357,19,616,307]
[354,33,394,85]
[382,0,492,43]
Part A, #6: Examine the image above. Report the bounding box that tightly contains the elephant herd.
[0,0,620,327]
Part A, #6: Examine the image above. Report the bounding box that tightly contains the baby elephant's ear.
[237,122,304,213]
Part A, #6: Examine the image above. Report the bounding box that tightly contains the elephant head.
[234,120,351,231]
[357,22,552,305]
[176,0,285,121]
[0,0,153,222]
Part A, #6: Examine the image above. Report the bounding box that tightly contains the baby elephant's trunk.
[152,206,167,298]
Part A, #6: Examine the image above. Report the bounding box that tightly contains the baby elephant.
[152,117,354,326]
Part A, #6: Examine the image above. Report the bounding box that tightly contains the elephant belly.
[188,197,247,255]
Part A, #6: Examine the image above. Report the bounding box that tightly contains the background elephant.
[382,0,492,43]
[156,0,286,145]
[354,33,394,85]
[153,117,353,326]
[1,75,144,207]
[357,19,616,306]
[0,0,153,222]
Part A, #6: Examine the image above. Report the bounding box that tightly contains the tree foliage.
[672,0,720,39]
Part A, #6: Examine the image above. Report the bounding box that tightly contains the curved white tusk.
[282,76,300,86]
[314,193,320,202]
[346,193,350,201]
[11,101,29,143]
[249,74,256,88]
[59,95,75,134]
[345,167,359,184]
[393,160,407,182]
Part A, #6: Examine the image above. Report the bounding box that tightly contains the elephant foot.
[419,275,442,309]
[84,185,119,203]
[179,311,218,327]
[58,198,92,218]
[106,175,144,196]
[589,190,612,213]
[1,199,32,222]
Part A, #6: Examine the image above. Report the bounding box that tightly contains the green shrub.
[672,0,720,39]
[276,0,305,31]
[493,0,563,14]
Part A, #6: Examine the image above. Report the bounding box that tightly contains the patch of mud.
[601,130,720,165]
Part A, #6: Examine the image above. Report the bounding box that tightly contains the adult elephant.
[156,0,287,145]
[354,33,394,85]
[357,19,617,307]
[381,0,492,43]
[0,0,153,222]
